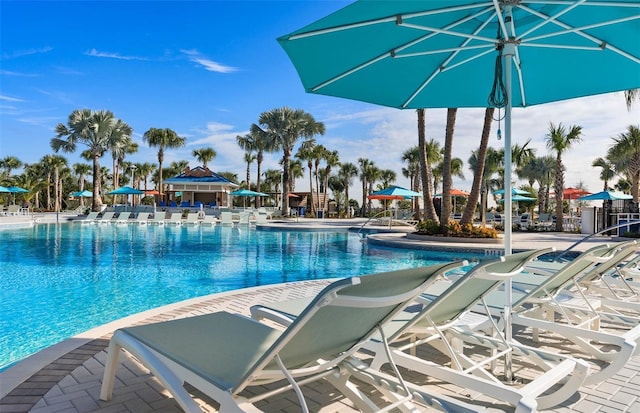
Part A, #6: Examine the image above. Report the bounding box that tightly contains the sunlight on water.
[0,223,480,369]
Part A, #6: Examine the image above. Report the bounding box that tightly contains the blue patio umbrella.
[70,190,93,198]
[494,188,531,196]
[7,186,28,193]
[230,189,269,208]
[278,0,640,257]
[278,0,640,374]
[368,185,421,200]
[108,186,144,195]
[577,190,633,201]
[0,185,10,193]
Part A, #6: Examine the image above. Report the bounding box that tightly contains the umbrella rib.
[520,4,640,64]
[287,2,494,41]
[517,0,585,40]
[400,7,497,108]
[311,5,496,94]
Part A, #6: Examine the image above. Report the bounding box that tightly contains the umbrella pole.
[502,7,515,382]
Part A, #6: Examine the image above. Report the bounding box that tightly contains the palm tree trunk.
[462,108,494,226]
[440,108,457,228]
[418,109,438,223]
[554,157,564,231]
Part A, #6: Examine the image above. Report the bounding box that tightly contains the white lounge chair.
[479,243,640,385]
[149,211,166,225]
[79,211,99,224]
[200,214,217,225]
[183,212,199,225]
[133,212,150,224]
[219,211,234,226]
[251,248,589,413]
[101,263,481,413]
[254,211,268,225]
[96,211,115,224]
[238,211,251,225]
[166,212,183,225]
[113,212,131,224]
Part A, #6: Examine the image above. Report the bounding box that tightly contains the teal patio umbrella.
[494,188,531,196]
[278,0,640,256]
[70,189,93,198]
[278,0,640,377]
[230,189,269,208]
[577,190,632,201]
[108,186,144,195]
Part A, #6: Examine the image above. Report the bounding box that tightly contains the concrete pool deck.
[1,216,638,412]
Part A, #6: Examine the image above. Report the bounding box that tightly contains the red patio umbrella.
[562,187,591,200]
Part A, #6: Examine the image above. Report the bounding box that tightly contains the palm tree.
[519,155,555,217]
[143,128,186,198]
[253,107,324,214]
[52,109,132,211]
[192,147,217,168]
[242,152,256,189]
[358,158,373,216]
[625,89,639,110]
[546,122,583,231]
[0,156,23,177]
[592,157,616,191]
[73,162,92,208]
[136,162,156,192]
[439,108,457,227]
[111,137,138,192]
[417,109,438,222]
[607,125,640,201]
[242,130,277,208]
[461,108,494,226]
[401,146,421,215]
[338,162,358,217]
[295,144,317,215]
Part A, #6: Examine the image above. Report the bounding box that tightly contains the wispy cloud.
[2,46,53,60]
[85,48,148,61]
[0,69,38,77]
[0,94,25,102]
[180,49,238,73]
[54,66,84,75]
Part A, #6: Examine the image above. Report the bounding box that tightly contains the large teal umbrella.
[367,185,421,200]
[108,186,144,195]
[279,0,640,373]
[278,0,640,256]
[230,189,269,208]
[70,190,93,198]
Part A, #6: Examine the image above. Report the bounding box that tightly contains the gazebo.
[163,166,238,207]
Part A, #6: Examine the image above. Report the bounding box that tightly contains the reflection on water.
[0,223,479,369]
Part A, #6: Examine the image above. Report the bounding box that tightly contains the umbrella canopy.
[577,190,632,201]
[230,189,269,197]
[0,185,10,193]
[7,186,29,193]
[561,187,592,200]
[368,185,422,200]
[499,194,536,202]
[108,186,145,195]
[494,188,531,196]
[435,188,470,197]
[70,190,93,198]
[278,0,640,256]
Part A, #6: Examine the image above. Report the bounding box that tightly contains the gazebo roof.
[164,166,238,186]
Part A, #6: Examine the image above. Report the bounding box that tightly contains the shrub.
[416,220,498,239]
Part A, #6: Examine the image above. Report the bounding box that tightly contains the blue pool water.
[0,223,483,370]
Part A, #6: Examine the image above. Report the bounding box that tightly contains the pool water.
[0,223,482,370]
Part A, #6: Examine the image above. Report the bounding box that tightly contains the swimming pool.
[0,223,484,369]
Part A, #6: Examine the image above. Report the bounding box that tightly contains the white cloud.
[84,48,147,61]
[180,49,238,73]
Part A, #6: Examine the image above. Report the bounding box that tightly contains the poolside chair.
[534,213,553,230]
[478,243,640,385]
[183,212,199,225]
[113,211,131,224]
[133,212,150,224]
[219,211,234,226]
[518,213,531,230]
[200,214,217,225]
[252,248,590,413]
[149,211,166,225]
[80,211,100,224]
[167,212,183,225]
[101,262,482,413]
[254,211,268,225]
[96,211,115,224]
[238,211,251,225]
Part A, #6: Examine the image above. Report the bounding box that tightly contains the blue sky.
[1,0,638,201]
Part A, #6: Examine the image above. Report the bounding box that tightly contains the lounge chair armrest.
[250,305,295,327]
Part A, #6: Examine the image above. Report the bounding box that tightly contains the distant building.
[164,166,239,207]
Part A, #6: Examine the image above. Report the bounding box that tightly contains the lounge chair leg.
[100,341,122,401]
